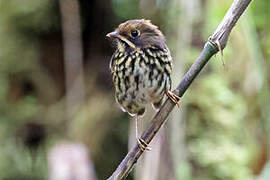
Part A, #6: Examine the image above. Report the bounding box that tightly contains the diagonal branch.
[107,0,253,179]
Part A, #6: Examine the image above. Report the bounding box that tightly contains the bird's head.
[106,19,166,52]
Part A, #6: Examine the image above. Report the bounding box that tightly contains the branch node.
[208,37,225,66]
[208,36,219,52]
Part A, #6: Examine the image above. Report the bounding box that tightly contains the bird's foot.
[137,138,151,151]
[166,90,180,107]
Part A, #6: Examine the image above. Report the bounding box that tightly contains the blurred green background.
[0,0,269,179]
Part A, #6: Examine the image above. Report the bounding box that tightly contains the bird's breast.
[110,46,172,114]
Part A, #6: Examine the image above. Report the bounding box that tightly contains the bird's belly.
[114,65,170,116]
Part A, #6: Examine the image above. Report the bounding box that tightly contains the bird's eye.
[131,30,139,38]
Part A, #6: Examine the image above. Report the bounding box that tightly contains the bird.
[106,19,180,151]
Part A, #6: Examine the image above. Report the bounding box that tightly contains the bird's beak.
[106,31,120,39]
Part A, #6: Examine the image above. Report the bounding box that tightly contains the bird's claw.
[137,138,151,151]
[166,90,180,107]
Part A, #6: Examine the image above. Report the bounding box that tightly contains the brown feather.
[115,19,166,49]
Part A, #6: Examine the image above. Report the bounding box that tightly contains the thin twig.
[107,0,253,179]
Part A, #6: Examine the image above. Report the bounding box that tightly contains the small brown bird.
[107,19,179,150]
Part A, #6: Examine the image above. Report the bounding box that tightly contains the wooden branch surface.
[107,0,253,179]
